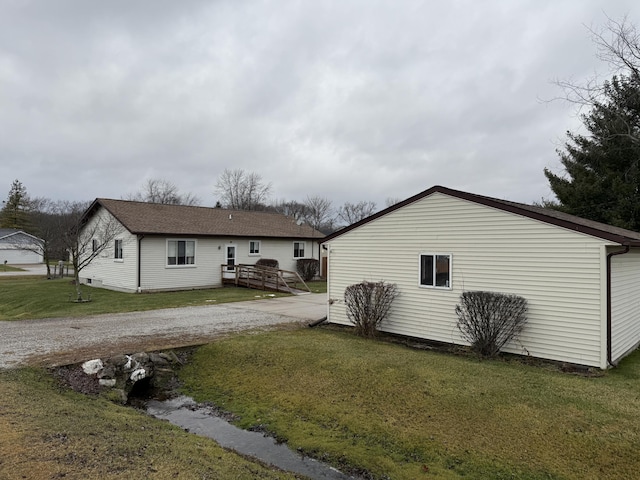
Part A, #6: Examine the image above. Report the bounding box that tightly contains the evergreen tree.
[0,179,32,230]
[544,74,640,231]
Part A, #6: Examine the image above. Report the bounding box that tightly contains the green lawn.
[0,264,24,272]
[0,368,297,479]
[0,277,293,321]
[180,328,640,480]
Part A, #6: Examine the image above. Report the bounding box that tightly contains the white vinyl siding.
[327,192,609,368]
[610,247,640,363]
[79,210,138,292]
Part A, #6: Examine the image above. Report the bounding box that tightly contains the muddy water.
[146,396,357,480]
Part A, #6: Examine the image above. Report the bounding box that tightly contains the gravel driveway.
[0,294,327,369]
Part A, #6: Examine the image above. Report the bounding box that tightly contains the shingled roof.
[83,199,325,239]
[323,185,640,246]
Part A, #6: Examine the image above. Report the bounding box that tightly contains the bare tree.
[303,195,334,232]
[126,178,201,206]
[214,169,272,210]
[553,15,640,145]
[337,201,377,226]
[385,197,402,208]
[272,199,308,223]
[56,201,124,301]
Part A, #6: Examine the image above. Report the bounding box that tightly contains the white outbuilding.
[323,186,640,369]
[0,229,44,264]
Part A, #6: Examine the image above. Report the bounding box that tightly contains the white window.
[92,239,99,253]
[249,240,261,255]
[114,239,123,260]
[419,253,451,288]
[167,240,196,266]
[293,241,305,259]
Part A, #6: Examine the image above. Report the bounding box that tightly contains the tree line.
[4,13,640,277]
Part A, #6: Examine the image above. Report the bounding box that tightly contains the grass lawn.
[180,328,640,480]
[0,264,24,272]
[0,368,298,479]
[0,276,296,321]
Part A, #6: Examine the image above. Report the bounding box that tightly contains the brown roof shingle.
[86,199,325,239]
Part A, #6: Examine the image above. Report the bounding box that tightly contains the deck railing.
[221,264,310,294]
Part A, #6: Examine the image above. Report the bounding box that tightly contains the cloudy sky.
[1,1,639,210]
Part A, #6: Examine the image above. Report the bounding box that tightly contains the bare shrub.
[344,281,398,338]
[255,258,279,269]
[455,291,528,358]
[296,258,319,281]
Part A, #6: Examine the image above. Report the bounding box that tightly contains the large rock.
[80,351,182,403]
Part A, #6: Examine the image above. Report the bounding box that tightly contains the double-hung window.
[419,253,451,288]
[249,240,261,255]
[114,239,123,260]
[293,241,305,259]
[167,240,195,266]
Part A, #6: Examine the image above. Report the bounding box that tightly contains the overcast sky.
[1,1,639,211]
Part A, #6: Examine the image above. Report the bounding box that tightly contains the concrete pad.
[226,293,328,321]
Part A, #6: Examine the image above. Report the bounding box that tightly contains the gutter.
[606,244,630,367]
[137,234,144,293]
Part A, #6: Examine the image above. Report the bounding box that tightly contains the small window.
[92,239,99,252]
[419,253,451,288]
[249,240,261,255]
[293,241,305,259]
[114,239,123,260]
[167,240,195,266]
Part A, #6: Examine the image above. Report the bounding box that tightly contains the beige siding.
[233,238,320,272]
[80,211,138,292]
[140,237,222,291]
[327,192,609,367]
[138,236,321,292]
[611,247,640,363]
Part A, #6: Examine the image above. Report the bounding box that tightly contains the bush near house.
[344,280,398,338]
[296,258,319,281]
[255,258,279,269]
[455,291,528,357]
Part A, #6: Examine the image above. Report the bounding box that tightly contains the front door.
[226,245,236,271]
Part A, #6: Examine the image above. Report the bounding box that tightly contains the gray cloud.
[1,0,638,210]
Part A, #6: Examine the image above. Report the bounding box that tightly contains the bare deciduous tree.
[553,15,640,145]
[337,201,377,226]
[272,199,308,223]
[126,178,201,206]
[302,195,334,232]
[58,201,125,301]
[214,169,271,210]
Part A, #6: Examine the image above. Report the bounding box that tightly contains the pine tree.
[544,74,640,231]
[0,179,32,230]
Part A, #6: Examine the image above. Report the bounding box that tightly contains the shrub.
[296,258,319,281]
[255,258,279,269]
[455,291,528,358]
[344,281,399,338]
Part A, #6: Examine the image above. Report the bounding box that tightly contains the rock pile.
[81,351,181,403]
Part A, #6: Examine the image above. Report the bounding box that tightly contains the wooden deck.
[221,264,311,295]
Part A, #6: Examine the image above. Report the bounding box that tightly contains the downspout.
[137,234,144,293]
[606,244,630,367]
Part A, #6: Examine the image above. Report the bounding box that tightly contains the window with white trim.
[92,239,99,252]
[114,239,123,260]
[249,240,261,255]
[419,253,451,288]
[293,241,305,259]
[167,240,195,266]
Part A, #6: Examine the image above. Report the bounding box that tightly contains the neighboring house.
[323,185,640,369]
[0,229,44,264]
[79,199,325,293]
